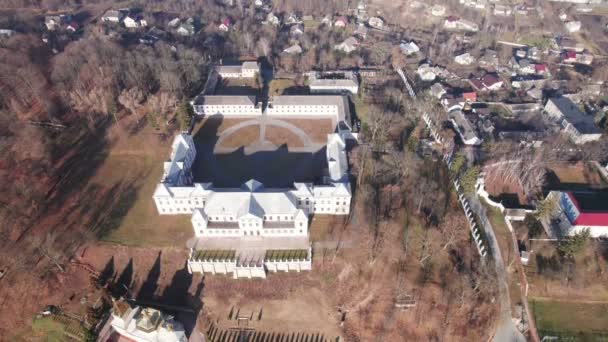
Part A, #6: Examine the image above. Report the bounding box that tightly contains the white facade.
[309,71,359,95]
[154,127,352,279]
[190,95,259,116]
[444,19,479,32]
[153,134,352,217]
[216,61,259,79]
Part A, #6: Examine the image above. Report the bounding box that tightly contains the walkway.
[468,195,526,342]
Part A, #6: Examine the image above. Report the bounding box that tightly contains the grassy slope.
[531,298,608,339]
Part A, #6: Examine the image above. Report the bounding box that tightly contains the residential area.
[0,0,608,341]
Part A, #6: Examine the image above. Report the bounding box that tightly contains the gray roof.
[193,95,257,106]
[216,65,242,74]
[545,97,601,134]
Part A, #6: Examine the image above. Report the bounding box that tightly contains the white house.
[283,44,303,55]
[108,302,187,342]
[431,5,446,16]
[454,52,475,65]
[266,12,280,26]
[565,21,582,32]
[101,10,124,23]
[400,41,420,55]
[334,16,348,27]
[444,17,479,32]
[544,97,602,144]
[493,4,512,16]
[368,16,384,29]
[124,16,146,28]
[334,37,358,53]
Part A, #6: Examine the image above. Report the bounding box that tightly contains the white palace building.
[153,95,353,279]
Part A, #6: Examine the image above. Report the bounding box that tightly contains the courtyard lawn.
[531,298,608,340]
[269,79,297,96]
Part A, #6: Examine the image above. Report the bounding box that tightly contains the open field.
[269,79,307,96]
[96,133,193,247]
[531,298,608,340]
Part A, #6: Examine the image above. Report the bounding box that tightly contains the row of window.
[199,229,304,235]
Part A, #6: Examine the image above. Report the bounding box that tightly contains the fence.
[454,179,488,257]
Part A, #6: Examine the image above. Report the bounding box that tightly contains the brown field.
[484,169,530,206]
[219,125,260,148]
[277,118,334,144]
[547,162,606,189]
[194,117,253,142]
[263,125,305,147]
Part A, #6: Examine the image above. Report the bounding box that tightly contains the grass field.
[531,298,608,340]
[27,316,88,342]
[94,130,193,247]
[547,162,607,189]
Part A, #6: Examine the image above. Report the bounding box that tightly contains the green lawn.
[97,153,192,248]
[27,316,88,342]
[269,79,297,96]
[531,298,608,340]
[353,95,369,123]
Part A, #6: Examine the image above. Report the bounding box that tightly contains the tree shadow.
[136,252,161,302]
[111,258,134,298]
[96,256,115,288]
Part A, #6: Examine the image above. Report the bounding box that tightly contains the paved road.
[468,195,526,342]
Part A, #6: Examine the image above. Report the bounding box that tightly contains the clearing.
[531,298,608,340]
[546,162,607,190]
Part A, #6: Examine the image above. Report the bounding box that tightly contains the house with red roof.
[551,190,608,238]
[334,16,348,27]
[534,63,546,75]
[219,18,231,31]
[463,92,477,102]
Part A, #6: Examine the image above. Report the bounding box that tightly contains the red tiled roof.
[534,64,546,72]
[463,92,477,101]
[567,192,608,227]
[481,74,500,87]
[565,51,576,59]
[470,79,483,90]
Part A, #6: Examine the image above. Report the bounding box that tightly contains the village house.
[335,37,358,53]
[45,14,71,31]
[543,96,602,144]
[546,190,608,238]
[565,20,581,33]
[449,107,482,145]
[493,4,512,16]
[105,301,187,342]
[124,15,147,28]
[101,9,124,23]
[177,22,195,36]
[285,13,301,25]
[444,16,479,32]
[0,29,15,38]
[218,18,231,31]
[334,16,348,27]
[400,41,420,55]
[431,4,446,16]
[368,16,384,29]
[562,51,593,65]
[454,52,475,65]
[470,74,503,91]
[265,12,280,26]
[283,44,303,55]
[430,83,447,99]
